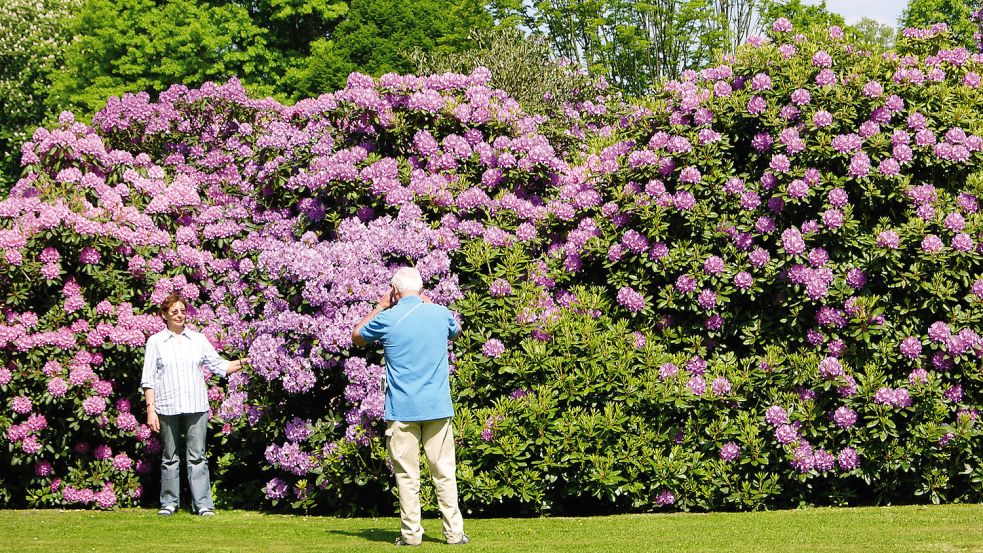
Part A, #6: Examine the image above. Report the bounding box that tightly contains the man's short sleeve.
[359,311,391,343]
[447,309,461,339]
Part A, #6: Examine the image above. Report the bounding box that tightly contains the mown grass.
[0,504,981,552]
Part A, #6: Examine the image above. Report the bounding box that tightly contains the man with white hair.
[352,267,468,546]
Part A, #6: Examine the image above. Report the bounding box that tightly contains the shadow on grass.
[327,528,450,546]
[326,528,393,544]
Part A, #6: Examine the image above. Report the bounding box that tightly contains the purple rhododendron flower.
[899,336,923,359]
[921,235,944,254]
[818,357,844,379]
[775,424,798,445]
[838,448,860,470]
[833,406,857,428]
[659,363,679,380]
[734,271,753,290]
[876,230,900,249]
[720,442,741,461]
[704,255,725,275]
[617,287,646,313]
[482,339,505,358]
[781,228,806,256]
[765,405,789,426]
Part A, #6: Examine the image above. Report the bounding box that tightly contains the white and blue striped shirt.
[140,328,229,416]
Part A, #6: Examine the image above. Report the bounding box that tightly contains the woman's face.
[163,301,187,330]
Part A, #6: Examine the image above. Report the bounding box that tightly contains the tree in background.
[901,0,983,49]
[755,0,845,32]
[848,17,897,53]
[43,0,491,112]
[47,0,283,116]
[411,26,594,114]
[713,0,759,54]
[285,0,492,98]
[240,0,349,56]
[484,0,853,96]
[0,0,79,192]
[486,0,736,95]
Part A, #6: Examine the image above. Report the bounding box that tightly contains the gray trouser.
[159,412,213,511]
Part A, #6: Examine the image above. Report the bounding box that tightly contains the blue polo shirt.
[359,295,460,421]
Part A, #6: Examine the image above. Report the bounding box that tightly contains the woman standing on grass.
[140,293,248,516]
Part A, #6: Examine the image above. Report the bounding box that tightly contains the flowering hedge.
[1,21,981,514]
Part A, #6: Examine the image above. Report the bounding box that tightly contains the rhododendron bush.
[1,21,981,514]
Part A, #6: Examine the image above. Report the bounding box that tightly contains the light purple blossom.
[899,336,922,359]
[686,375,706,396]
[482,339,505,358]
[704,255,725,275]
[818,357,844,379]
[833,406,857,428]
[659,363,679,380]
[813,110,833,127]
[837,448,859,470]
[734,272,753,290]
[12,396,32,415]
[921,235,944,254]
[811,50,833,67]
[908,368,929,386]
[747,95,767,114]
[815,68,838,87]
[697,289,717,311]
[790,88,811,105]
[489,279,512,297]
[617,286,646,313]
[675,275,697,294]
[944,385,963,403]
[775,424,798,445]
[876,230,900,249]
[719,442,741,462]
[765,405,788,426]
[928,321,950,343]
[772,18,792,32]
[781,228,806,256]
[655,489,675,507]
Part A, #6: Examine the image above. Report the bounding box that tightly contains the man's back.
[358,295,459,421]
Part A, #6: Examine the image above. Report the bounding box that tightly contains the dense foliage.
[1,22,982,515]
[0,0,80,191]
[0,0,492,194]
[902,0,982,50]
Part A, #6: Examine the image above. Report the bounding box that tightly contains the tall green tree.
[848,17,897,53]
[900,0,982,49]
[490,0,737,95]
[412,26,593,113]
[755,0,846,33]
[710,0,758,54]
[483,0,855,96]
[237,0,349,54]
[47,0,284,116]
[0,0,79,192]
[286,0,493,97]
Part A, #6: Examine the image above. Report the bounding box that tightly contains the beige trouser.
[386,418,465,545]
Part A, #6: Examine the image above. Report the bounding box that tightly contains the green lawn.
[0,504,981,552]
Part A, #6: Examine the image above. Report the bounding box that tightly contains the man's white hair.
[391,267,423,294]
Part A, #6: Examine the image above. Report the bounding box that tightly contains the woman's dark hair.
[159,293,189,317]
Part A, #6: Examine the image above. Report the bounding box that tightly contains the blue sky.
[804,0,909,27]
